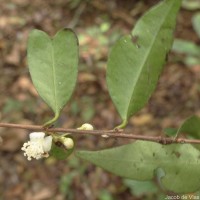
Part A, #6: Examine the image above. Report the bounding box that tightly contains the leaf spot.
[130,34,140,48]
[131,34,139,43]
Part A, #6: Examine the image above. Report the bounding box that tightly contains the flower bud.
[77,123,94,130]
[62,137,74,149]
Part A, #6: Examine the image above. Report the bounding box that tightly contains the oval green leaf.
[106,0,182,127]
[76,141,200,193]
[28,28,79,125]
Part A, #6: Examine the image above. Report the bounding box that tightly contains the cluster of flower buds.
[21,123,93,161]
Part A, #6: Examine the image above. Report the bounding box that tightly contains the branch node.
[158,136,173,145]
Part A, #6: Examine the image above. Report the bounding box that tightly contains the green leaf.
[50,143,74,160]
[192,13,200,38]
[76,141,200,193]
[123,179,158,197]
[28,28,79,125]
[98,190,114,200]
[60,172,77,197]
[163,127,178,137]
[182,0,200,10]
[184,56,200,67]
[172,39,200,57]
[165,116,200,150]
[106,0,182,127]
[177,115,200,138]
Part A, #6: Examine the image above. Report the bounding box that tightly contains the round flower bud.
[77,123,94,130]
[62,137,74,149]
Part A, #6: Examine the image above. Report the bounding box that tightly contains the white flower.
[77,123,94,130]
[21,132,52,161]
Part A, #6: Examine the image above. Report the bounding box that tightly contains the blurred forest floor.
[0,0,200,199]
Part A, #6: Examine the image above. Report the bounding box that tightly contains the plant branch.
[0,122,199,144]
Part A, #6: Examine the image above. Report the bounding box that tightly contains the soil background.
[0,0,200,199]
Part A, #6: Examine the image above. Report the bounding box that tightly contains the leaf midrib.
[125,2,174,120]
[50,41,58,113]
[81,155,200,167]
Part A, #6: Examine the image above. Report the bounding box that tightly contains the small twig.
[0,122,199,144]
[68,3,86,28]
